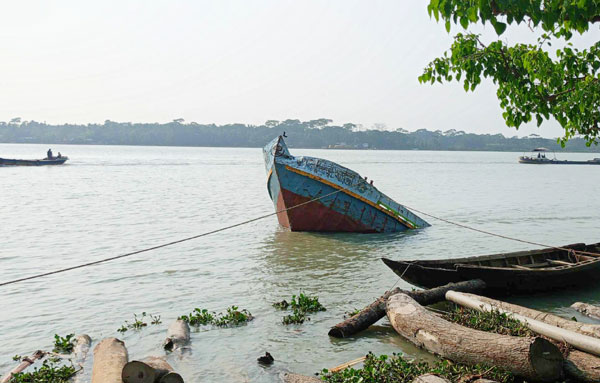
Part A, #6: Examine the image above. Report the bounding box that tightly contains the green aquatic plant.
[179,308,216,326]
[117,312,162,332]
[272,300,289,309]
[322,352,514,383]
[52,334,75,354]
[12,355,22,361]
[180,306,253,327]
[213,306,253,326]
[10,360,77,383]
[444,306,533,337]
[290,292,326,313]
[282,311,307,325]
[276,292,326,325]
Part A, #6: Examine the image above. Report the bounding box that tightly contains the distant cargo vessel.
[262,135,429,233]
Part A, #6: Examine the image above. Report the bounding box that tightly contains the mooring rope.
[402,204,600,258]
[0,189,342,287]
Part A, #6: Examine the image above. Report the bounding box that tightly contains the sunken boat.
[0,156,69,166]
[262,135,429,233]
[382,242,600,294]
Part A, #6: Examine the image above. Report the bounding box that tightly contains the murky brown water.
[1,144,599,382]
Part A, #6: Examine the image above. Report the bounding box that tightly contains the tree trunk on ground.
[280,372,320,383]
[386,293,563,382]
[92,338,128,383]
[74,334,92,361]
[447,291,600,357]
[412,374,450,383]
[163,320,190,351]
[572,302,600,320]
[122,356,184,383]
[328,279,486,338]
[455,293,600,338]
[0,350,45,383]
[565,350,600,382]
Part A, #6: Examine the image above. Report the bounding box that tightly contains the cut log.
[572,302,600,320]
[565,350,600,382]
[447,291,600,357]
[328,279,486,338]
[280,372,320,383]
[0,350,45,383]
[452,292,600,339]
[163,319,190,351]
[122,356,184,383]
[92,338,128,383]
[73,334,92,361]
[386,293,563,382]
[412,374,450,383]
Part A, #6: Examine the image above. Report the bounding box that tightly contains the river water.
[1,144,599,382]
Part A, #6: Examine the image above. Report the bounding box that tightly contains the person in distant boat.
[537,153,541,159]
[57,152,62,158]
[47,148,53,159]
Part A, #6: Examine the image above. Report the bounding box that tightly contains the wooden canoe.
[382,242,600,294]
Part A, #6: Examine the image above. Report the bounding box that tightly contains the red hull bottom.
[276,188,377,233]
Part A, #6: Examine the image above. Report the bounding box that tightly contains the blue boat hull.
[263,136,429,233]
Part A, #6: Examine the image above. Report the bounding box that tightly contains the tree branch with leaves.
[420,0,600,145]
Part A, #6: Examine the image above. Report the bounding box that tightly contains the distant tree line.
[0,118,599,152]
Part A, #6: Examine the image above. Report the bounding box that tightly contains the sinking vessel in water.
[0,156,69,166]
[262,136,429,233]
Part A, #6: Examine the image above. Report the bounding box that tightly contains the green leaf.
[445,20,451,32]
[492,21,507,35]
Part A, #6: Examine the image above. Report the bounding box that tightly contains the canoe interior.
[382,242,600,294]
[410,242,599,269]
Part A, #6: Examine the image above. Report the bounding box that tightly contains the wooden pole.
[446,291,600,357]
[0,350,45,383]
[328,356,367,373]
[163,320,190,351]
[92,338,128,383]
[572,302,600,320]
[386,293,563,382]
[450,292,600,338]
[328,279,486,338]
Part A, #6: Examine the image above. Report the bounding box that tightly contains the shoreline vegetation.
[1,119,599,152]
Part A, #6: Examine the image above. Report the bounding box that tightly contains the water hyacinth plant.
[179,306,253,327]
[275,292,326,325]
[52,334,75,354]
[10,360,77,383]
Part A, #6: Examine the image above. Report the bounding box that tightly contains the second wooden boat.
[382,242,600,294]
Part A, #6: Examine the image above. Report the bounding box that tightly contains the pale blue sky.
[0,1,596,137]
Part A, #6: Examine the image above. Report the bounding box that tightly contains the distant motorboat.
[0,156,69,166]
[519,147,600,165]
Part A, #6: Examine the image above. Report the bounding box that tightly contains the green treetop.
[420,0,600,145]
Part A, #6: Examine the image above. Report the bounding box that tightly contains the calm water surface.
[1,144,599,382]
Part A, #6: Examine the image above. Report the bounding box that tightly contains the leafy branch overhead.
[421,0,600,145]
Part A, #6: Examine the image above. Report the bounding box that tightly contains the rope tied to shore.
[0,189,342,287]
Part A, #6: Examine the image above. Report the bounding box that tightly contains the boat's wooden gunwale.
[409,243,587,267]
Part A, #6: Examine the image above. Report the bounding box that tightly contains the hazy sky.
[1,1,597,137]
